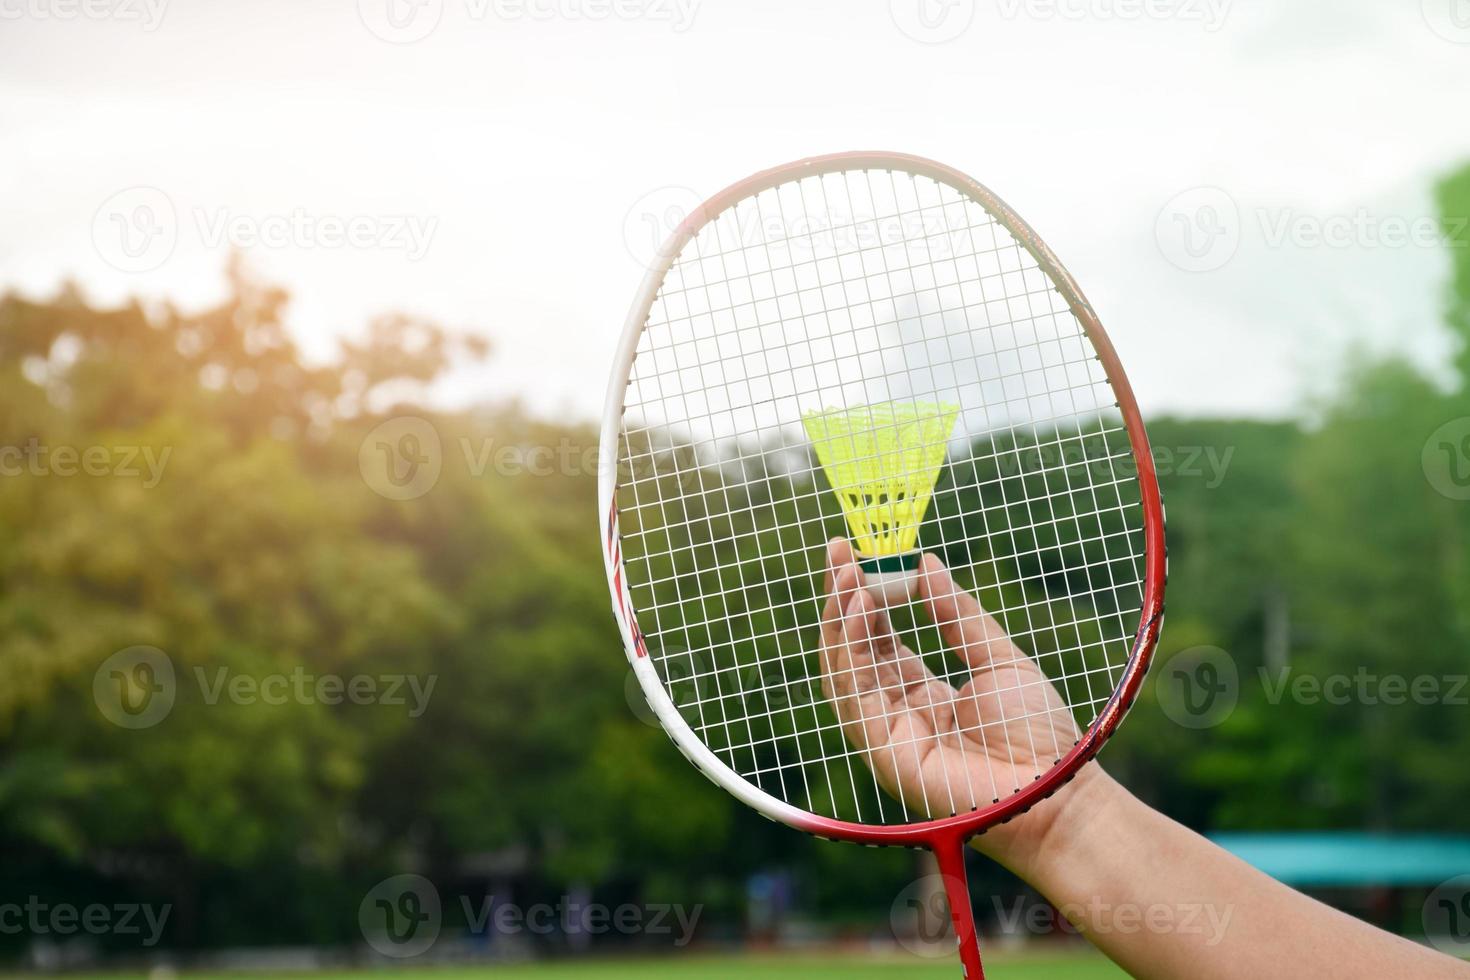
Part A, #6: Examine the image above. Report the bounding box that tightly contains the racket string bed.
[618,168,1144,827]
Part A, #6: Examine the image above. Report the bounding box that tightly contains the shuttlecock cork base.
[803,400,960,606]
[858,550,922,605]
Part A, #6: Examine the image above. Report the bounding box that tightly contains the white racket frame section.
[600,227,812,832]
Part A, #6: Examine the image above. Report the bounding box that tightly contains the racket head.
[600,151,1165,847]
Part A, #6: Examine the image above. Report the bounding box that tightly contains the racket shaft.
[934,833,985,979]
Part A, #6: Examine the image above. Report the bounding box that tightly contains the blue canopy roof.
[1209,833,1470,887]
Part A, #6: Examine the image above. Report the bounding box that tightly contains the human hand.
[818,537,1111,876]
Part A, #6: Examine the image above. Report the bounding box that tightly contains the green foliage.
[1435,167,1470,382]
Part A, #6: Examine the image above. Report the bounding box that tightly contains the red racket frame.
[604,152,1167,979]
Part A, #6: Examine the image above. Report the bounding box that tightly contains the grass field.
[49,952,1128,980]
[410,952,1130,978]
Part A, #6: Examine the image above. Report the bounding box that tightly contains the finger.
[823,561,931,695]
[916,552,1027,673]
[819,547,842,705]
[821,550,863,654]
[826,590,890,750]
[819,562,866,707]
[822,538,860,620]
[822,536,855,599]
[824,575,877,697]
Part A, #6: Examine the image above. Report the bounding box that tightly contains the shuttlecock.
[803,400,960,604]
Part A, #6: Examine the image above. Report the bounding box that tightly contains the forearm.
[992,768,1469,980]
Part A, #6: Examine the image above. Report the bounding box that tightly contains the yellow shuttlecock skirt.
[802,401,960,570]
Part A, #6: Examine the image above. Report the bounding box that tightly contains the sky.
[3,0,1469,422]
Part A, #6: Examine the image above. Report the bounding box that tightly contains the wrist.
[971,762,1131,890]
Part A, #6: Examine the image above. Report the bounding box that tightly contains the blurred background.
[4,1,1470,976]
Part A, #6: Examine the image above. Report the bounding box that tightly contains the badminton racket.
[600,151,1166,978]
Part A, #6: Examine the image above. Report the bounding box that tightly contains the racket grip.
[933,833,986,980]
